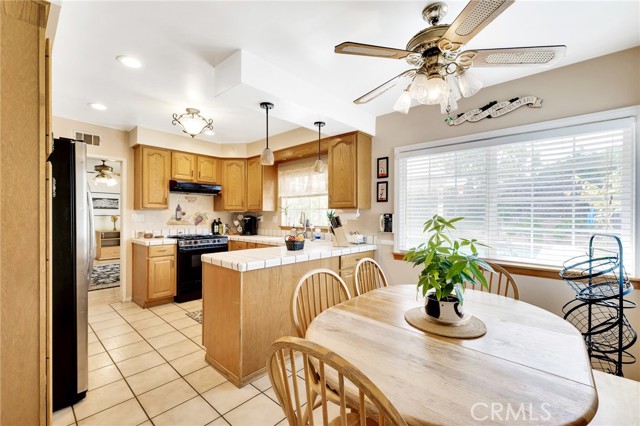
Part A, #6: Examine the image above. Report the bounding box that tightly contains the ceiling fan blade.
[335,42,421,61]
[440,0,515,50]
[458,45,567,68]
[354,69,416,104]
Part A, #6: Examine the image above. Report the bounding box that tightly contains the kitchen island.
[201,241,376,386]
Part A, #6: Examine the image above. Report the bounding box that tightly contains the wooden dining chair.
[470,261,520,300]
[354,258,389,296]
[290,269,352,423]
[291,269,351,337]
[268,336,408,426]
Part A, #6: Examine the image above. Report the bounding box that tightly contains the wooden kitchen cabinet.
[95,231,120,260]
[197,156,217,183]
[132,243,176,307]
[328,132,372,209]
[229,241,248,251]
[171,151,196,181]
[214,159,247,211]
[339,250,375,296]
[246,157,277,211]
[134,146,171,209]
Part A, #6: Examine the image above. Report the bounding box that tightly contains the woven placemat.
[404,307,487,339]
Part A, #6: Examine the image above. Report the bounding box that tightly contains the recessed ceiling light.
[204,130,215,136]
[89,103,107,111]
[116,55,142,69]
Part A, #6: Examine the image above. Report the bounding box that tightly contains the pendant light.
[259,102,275,166]
[313,121,325,173]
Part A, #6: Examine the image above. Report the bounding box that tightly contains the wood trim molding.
[392,252,640,289]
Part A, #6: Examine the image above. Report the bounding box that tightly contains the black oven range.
[169,234,228,303]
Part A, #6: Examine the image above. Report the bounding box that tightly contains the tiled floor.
[52,288,288,426]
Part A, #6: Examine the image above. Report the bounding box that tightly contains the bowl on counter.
[285,239,305,251]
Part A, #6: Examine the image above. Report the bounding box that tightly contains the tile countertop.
[131,238,177,246]
[202,241,377,272]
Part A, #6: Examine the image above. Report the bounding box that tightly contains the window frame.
[393,106,640,274]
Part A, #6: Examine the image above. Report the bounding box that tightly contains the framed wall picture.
[91,192,120,216]
[377,157,389,178]
[377,181,388,202]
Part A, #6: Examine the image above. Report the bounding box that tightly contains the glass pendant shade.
[94,173,117,187]
[419,77,450,105]
[409,73,429,100]
[180,116,203,135]
[172,108,214,138]
[314,158,325,173]
[393,89,412,114]
[447,75,462,101]
[457,71,483,98]
[260,102,275,166]
[260,148,275,166]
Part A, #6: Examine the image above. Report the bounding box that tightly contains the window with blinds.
[278,156,329,227]
[396,117,636,272]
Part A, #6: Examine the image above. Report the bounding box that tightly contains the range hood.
[169,179,222,195]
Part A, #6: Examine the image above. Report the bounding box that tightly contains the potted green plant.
[403,215,491,324]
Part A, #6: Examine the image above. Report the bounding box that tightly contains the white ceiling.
[52,1,640,144]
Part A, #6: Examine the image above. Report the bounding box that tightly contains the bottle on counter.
[211,219,218,235]
[176,204,183,221]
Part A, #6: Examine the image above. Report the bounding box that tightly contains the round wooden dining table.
[305,285,598,426]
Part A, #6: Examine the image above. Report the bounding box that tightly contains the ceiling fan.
[87,160,120,187]
[335,0,566,115]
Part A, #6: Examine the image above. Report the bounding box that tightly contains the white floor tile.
[88,364,122,390]
[126,363,180,395]
[201,381,259,415]
[147,330,187,349]
[130,316,166,331]
[87,341,105,357]
[151,396,218,426]
[116,351,165,377]
[77,398,147,426]
[90,317,127,331]
[156,339,201,361]
[108,340,154,363]
[73,379,133,421]
[169,350,209,376]
[52,406,75,426]
[169,317,198,330]
[101,331,143,350]
[88,352,112,372]
[224,394,285,426]
[184,366,227,394]
[180,324,202,339]
[137,378,198,418]
[94,323,135,340]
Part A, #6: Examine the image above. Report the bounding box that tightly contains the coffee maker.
[242,215,258,235]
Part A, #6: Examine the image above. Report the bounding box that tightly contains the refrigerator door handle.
[87,191,95,281]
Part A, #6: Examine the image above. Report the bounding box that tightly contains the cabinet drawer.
[148,245,176,257]
[100,246,120,259]
[340,251,375,270]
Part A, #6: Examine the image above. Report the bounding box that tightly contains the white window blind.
[278,156,329,227]
[397,118,636,272]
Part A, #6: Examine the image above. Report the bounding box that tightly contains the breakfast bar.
[201,242,376,386]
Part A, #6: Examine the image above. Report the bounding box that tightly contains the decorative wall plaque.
[446,96,542,126]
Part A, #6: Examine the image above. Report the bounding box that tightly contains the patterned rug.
[186,310,202,324]
[90,263,120,292]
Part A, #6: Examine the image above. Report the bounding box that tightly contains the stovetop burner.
[168,234,227,241]
[168,234,228,248]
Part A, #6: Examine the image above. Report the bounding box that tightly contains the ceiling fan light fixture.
[456,71,483,98]
[420,76,450,105]
[172,108,214,138]
[393,88,412,114]
[409,73,430,100]
[260,102,275,166]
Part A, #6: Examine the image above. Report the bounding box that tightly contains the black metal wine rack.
[560,234,636,376]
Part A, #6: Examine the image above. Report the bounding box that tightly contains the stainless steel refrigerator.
[49,137,93,410]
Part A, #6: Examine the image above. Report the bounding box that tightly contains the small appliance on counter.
[242,215,258,235]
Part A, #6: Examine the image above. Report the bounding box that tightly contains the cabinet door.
[328,135,357,209]
[142,147,170,208]
[148,256,176,299]
[246,157,263,211]
[197,156,217,183]
[172,152,195,181]
[223,160,247,211]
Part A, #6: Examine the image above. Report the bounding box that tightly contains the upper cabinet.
[328,132,371,209]
[215,159,247,211]
[197,156,217,183]
[171,152,196,181]
[134,146,171,209]
[246,157,277,212]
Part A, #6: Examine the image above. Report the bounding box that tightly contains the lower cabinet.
[339,251,375,297]
[229,241,248,251]
[133,244,176,308]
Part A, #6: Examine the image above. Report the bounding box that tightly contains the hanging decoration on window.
[446,96,542,126]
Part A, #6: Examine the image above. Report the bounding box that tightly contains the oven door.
[175,244,228,303]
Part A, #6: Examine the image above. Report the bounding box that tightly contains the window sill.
[279,226,330,232]
[392,252,640,290]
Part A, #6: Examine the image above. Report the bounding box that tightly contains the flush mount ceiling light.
[335,0,566,117]
[89,103,107,111]
[172,108,214,138]
[93,160,117,187]
[259,102,275,166]
[116,55,142,69]
[313,121,325,173]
